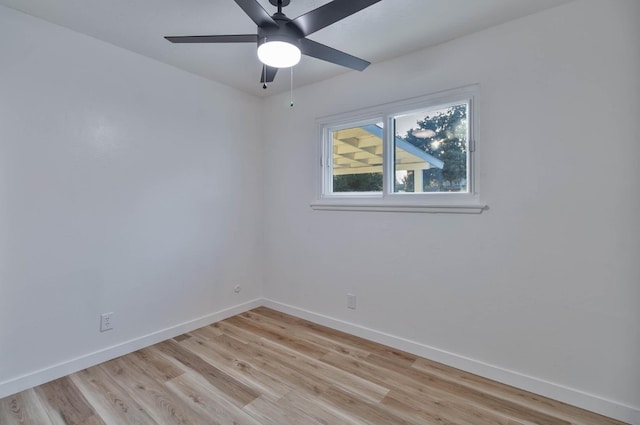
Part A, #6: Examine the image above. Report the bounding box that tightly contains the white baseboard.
[263,298,640,425]
[0,298,262,400]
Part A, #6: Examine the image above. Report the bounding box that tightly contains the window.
[313,85,485,213]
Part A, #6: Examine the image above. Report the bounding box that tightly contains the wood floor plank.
[197,328,335,399]
[243,395,326,425]
[172,334,193,342]
[229,337,333,398]
[385,389,519,425]
[164,372,262,425]
[0,307,629,425]
[209,320,259,344]
[318,385,414,425]
[250,336,391,403]
[130,347,186,383]
[195,323,355,400]
[248,309,372,360]
[227,314,330,359]
[251,308,418,367]
[99,357,207,425]
[176,335,291,401]
[154,339,260,407]
[379,391,486,425]
[69,366,158,425]
[321,350,513,425]
[0,389,53,425]
[275,389,366,425]
[34,377,106,425]
[189,323,224,341]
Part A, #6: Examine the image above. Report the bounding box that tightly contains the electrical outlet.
[100,312,114,332]
[347,293,356,310]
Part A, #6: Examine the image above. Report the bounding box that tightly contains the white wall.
[0,5,263,395]
[1,0,638,422]
[262,0,640,421]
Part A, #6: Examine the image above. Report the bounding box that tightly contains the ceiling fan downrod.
[269,0,290,13]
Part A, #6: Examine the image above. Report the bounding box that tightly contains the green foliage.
[333,172,383,192]
[401,170,414,192]
[402,104,468,191]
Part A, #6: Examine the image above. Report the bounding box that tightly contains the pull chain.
[289,66,294,107]
[263,66,267,90]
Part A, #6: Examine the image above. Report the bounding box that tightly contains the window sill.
[310,200,487,214]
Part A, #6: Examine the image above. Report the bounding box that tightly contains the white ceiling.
[0,0,572,96]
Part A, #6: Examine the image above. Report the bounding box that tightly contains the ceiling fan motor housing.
[257,13,303,49]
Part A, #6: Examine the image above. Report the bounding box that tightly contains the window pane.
[394,103,468,193]
[332,123,383,193]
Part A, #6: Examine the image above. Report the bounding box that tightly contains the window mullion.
[382,114,394,197]
[324,127,333,195]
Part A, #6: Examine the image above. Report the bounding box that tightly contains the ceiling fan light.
[257,40,301,68]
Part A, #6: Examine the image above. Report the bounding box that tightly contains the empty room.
[0,0,638,424]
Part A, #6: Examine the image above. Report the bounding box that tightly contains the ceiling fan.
[165,0,382,88]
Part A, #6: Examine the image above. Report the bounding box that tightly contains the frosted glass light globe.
[258,41,301,68]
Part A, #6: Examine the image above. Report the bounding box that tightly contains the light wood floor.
[0,307,628,425]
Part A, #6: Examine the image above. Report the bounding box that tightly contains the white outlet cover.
[347,293,357,309]
[100,312,114,332]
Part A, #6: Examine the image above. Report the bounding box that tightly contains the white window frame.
[311,85,486,214]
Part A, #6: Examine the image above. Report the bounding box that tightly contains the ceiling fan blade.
[300,38,370,71]
[165,34,257,43]
[234,0,277,27]
[260,65,278,83]
[289,0,382,36]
